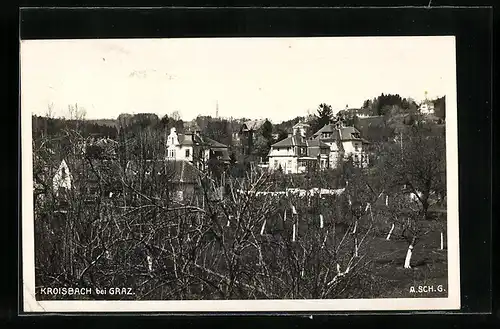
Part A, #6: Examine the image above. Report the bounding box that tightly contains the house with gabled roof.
[311,123,370,168]
[166,127,230,170]
[267,123,330,174]
[125,158,204,202]
[239,119,270,156]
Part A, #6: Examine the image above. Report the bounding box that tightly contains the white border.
[20,36,460,313]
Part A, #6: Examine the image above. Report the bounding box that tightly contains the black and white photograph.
[21,36,459,312]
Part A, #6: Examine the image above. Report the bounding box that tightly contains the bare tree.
[380,124,446,220]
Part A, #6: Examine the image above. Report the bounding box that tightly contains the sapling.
[386,223,395,240]
[403,237,415,269]
[260,219,266,235]
[354,237,359,257]
[147,255,153,272]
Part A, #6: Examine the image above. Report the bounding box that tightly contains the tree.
[205,119,232,146]
[253,134,271,162]
[276,129,289,142]
[311,103,334,133]
[362,99,372,109]
[379,124,446,220]
[261,120,273,141]
[433,96,446,121]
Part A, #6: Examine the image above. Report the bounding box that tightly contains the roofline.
[268,155,299,158]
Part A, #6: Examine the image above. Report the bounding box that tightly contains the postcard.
[20,36,460,312]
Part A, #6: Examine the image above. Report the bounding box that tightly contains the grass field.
[364,219,448,299]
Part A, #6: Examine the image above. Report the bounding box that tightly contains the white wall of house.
[341,140,369,167]
[53,160,72,193]
[167,145,194,161]
[166,128,180,146]
[325,142,342,169]
[165,127,195,162]
[270,156,300,174]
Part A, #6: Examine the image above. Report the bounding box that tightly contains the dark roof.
[203,136,227,148]
[306,139,331,157]
[338,126,362,140]
[177,133,228,149]
[312,124,337,136]
[178,134,195,146]
[311,124,365,142]
[307,139,330,148]
[271,135,307,148]
[171,160,203,183]
[125,160,203,184]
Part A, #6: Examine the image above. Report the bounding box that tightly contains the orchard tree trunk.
[404,236,416,269]
[386,223,395,240]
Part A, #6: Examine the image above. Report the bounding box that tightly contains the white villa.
[418,99,435,115]
[268,121,370,174]
[311,123,370,168]
[166,127,230,170]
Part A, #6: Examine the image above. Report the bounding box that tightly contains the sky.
[20,36,456,124]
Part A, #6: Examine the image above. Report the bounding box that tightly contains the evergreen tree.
[311,103,334,132]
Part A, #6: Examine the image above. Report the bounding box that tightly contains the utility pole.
[216,100,219,119]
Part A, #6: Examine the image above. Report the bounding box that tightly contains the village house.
[165,127,230,170]
[418,99,435,115]
[311,123,371,168]
[239,119,268,156]
[267,122,330,174]
[268,121,371,174]
[125,159,203,203]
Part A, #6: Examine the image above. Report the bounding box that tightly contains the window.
[288,160,292,168]
[185,149,190,158]
[274,160,279,168]
[354,143,360,151]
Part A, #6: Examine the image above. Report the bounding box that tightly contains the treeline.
[361,93,419,116]
[32,92,445,161]
[32,115,119,139]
